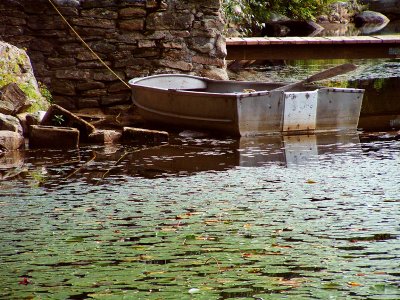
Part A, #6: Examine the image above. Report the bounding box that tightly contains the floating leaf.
[18,278,31,285]
[347,281,363,287]
[271,243,293,249]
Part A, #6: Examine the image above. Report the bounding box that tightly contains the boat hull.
[129,74,364,136]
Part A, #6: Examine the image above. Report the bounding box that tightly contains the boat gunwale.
[129,74,364,96]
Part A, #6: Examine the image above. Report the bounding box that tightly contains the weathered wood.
[226,35,400,60]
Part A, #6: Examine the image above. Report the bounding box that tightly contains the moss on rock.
[0,42,51,113]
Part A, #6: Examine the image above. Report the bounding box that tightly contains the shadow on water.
[353,77,400,131]
[1,131,398,186]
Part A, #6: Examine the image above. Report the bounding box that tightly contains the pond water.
[1,131,399,299]
[1,52,400,298]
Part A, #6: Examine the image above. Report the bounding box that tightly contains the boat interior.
[130,74,320,94]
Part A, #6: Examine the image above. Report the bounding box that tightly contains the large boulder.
[354,10,390,27]
[261,21,324,37]
[0,130,24,151]
[0,42,50,112]
[0,113,23,135]
[362,0,400,16]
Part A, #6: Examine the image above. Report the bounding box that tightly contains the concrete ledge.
[88,129,122,144]
[123,127,169,144]
[29,125,80,149]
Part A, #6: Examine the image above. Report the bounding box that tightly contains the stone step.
[123,127,169,144]
[29,125,80,149]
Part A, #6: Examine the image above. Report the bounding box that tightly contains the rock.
[88,129,122,144]
[0,42,48,111]
[29,125,80,149]
[201,68,229,80]
[123,127,169,144]
[0,113,23,134]
[0,101,15,115]
[0,130,24,151]
[40,104,95,141]
[364,0,400,16]
[354,11,390,27]
[261,21,324,37]
[0,83,31,115]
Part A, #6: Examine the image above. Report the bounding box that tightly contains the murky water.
[1,131,399,299]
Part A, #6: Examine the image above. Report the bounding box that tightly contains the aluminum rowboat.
[129,74,364,136]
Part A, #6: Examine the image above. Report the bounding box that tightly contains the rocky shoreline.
[0,42,168,153]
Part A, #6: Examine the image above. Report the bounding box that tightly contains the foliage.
[52,114,65,126]
[222,0,343,36]
[39,82,53,104]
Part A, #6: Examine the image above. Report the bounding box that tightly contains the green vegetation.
[222,0,350,35]
[0,46,52,113]
[52,114,65,126]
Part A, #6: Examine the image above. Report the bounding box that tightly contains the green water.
[0,133,399,299]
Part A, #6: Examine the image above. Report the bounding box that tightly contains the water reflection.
[0,133,367,185]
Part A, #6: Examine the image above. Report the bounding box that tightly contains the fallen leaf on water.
[272,243,293,249]
[306,179,317,184]
[160,226,177,232]
[195,236,216,241]
[243,223,252,229]
[144,271,165,275]
[175,214,190,220]
[138,254,153,260]
[278,278,302,288]
[373,271,387,275]
[19,278,31,285]
[204,219,220,225]
[241,253,253,258]
[348,282,363,287]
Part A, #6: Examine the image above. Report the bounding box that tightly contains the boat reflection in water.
[0,133,363,184]
[120,133,362,178]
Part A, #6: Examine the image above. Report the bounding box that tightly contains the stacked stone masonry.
[0,0,227,110]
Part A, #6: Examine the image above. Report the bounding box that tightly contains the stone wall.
[0,0,227,110]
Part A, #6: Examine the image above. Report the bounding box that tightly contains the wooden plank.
[225,35,400,60]
[373,35,400,44]
[323,36,358,44]
[266,37,285,44]
[226,37,247,45]
[348,36,377,44]
[245,38,261,45]
[284,37,308,44]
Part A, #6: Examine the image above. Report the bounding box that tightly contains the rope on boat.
[47,0,131,89]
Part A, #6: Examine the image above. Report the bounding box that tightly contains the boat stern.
[316,88,364,131]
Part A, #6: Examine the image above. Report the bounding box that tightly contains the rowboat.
[129,73,364,136]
